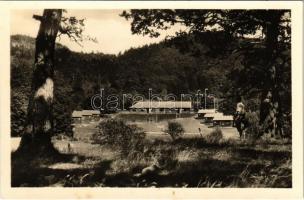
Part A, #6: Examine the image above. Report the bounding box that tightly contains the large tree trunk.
[18,9,62,153]
[259,11,283,137]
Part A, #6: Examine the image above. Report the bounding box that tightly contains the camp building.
[72,110,101,124]
[213,115,234,127]
[197,109,216,119]
[130,101,192,113]
[204,112,224,123]
[202,112,234,127]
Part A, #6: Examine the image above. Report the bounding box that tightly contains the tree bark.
[259,12,283,137]
[18,9,62,153]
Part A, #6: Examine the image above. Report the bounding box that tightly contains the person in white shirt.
[236,101,245,115]
[233,96,245,126]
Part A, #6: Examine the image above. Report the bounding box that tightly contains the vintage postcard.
[0,1,303,199]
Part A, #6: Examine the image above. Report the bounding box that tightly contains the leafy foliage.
[59,14,97,46]
[93,119,145,155]
[245,111,261,139]
[121,10,290,41]
[166,121,185,141]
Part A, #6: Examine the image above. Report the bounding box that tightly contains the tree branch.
[33,15,43,21]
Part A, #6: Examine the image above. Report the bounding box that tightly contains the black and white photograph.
[0,1,303,199]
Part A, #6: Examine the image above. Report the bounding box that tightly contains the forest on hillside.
[10,32,291,136]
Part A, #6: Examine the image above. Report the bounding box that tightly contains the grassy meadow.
[11,115,291,188]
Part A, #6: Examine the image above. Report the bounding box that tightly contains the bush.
[166,121,185,141]
[92,119,145,155]
[205,127,223,144]
[11,90,29,137]
[281,113,291,138]
[245,111,261,139]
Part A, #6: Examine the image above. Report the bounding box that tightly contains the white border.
[0,1,303,199]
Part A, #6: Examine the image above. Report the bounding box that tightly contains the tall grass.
[205,127,223,144]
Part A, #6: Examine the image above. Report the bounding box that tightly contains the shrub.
[245,111,261,139]
[11,90,28,137]
[281,113,292,138]
[205,127,223,144]
[92,119,145,155]
[166,121,185,141]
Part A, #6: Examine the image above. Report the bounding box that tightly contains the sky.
[11,9,182,55]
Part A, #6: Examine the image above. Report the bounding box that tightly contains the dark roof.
[72,110,100,117]
[130,101,192,109]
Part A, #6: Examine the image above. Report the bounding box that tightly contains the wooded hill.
[11,33,291,136]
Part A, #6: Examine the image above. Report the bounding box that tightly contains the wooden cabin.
[204,112,223,124]
[197,109,216,119]
[71,110,101,123]
[213,115,234,127]
[72,111,82,124]
[130,101,192,113]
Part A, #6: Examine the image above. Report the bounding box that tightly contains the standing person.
[233,96,245,126]
[233,96,249,139]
